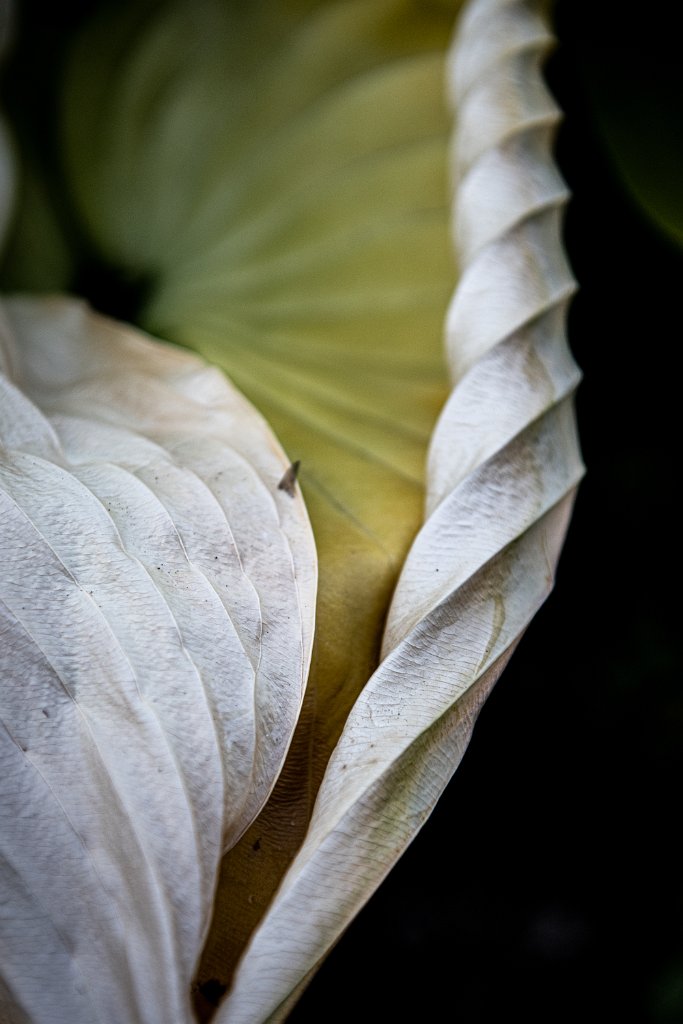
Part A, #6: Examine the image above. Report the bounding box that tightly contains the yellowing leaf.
[31,0,465,990]
[215,0,584,1018]
[0,0,584,1019]
[0,295,316,1023]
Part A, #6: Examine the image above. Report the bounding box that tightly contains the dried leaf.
[0,0,584,1020]
[0,296,316,1023]
[11,0,466,986]
[217,1,584,1018]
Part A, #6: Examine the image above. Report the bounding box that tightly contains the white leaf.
[0,296,316,1024]
[217,1,584,1020]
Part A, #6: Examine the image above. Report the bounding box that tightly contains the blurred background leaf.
[572,14,683,252]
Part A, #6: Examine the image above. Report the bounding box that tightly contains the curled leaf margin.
[217,1,584,1020]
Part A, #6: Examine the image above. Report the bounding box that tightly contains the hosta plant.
[0,0,583,1021]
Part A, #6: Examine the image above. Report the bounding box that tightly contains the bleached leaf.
[22,0,463,987]
[218,1,584,1020]
[0,296,316,1024]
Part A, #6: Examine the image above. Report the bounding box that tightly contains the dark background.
[288,2,682,1022]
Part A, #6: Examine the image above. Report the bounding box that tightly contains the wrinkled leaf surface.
[0,295,316,1024]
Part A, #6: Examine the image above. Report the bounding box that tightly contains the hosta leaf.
[13,0,467,990]
[0,295,316,1023]
[0,0,584,1019]
[216,0,584,1019]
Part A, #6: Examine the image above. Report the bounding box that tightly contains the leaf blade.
[0,296,317,1022]
[217,1,584,1018]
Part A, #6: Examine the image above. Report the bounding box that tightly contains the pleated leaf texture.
[0,296,317,1023]
[0,0,584,1022]
[217,1,585,1018]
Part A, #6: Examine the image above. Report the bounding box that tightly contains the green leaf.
[579,42,683,248]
